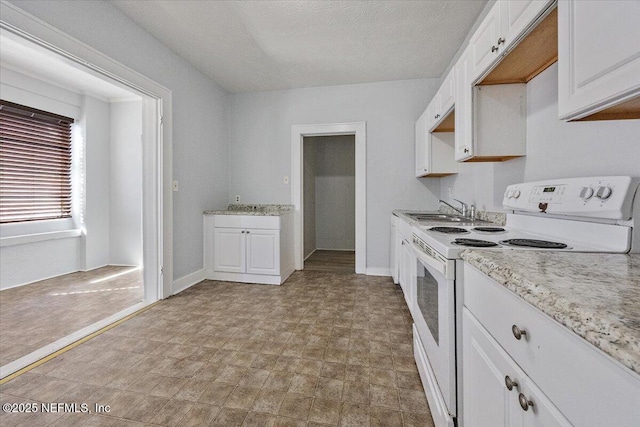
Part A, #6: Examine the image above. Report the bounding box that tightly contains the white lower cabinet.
[463,308,571,427]
[205,213,294,285]
[462,263,640,427]
[213,228,245,273]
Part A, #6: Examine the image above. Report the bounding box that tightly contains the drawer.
[214,215,280,230]
[463,263,640,426]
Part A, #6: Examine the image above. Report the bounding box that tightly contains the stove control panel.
[503,176,639,220]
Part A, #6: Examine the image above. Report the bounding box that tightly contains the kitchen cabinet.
[213,225,280,276]
[558,0,640,121]
[470,0,554,83]
[390,215,399,284]
[463,308,571,427]
[454,46,527,162]
[399,237,415,312]
[455,0,555,162]
[415,68,457,177]
[463,263,640,427]
[204,213,294,285]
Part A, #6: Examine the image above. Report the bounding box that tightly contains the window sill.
[0,229,82,248]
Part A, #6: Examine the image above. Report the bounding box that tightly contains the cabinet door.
[246,229,280,275]
[214,228,245,273]
[469,1,502,82]
[439,68,456,117]
[463,308,522,427]
[520,379,572,427]
[454,48,473,161]
[500,0,552,51]
[402,240,415,312]
[415,109,429,176]
[558,0,640,119]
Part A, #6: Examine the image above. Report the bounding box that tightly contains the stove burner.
[499,239,568,249]
[452,238,499,247]
[429,227,469,234]
[473,227,506,233]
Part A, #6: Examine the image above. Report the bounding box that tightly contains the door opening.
[291,122,366,274]
[302,135,355,273]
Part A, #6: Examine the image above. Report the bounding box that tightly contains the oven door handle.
[411,242,449,278]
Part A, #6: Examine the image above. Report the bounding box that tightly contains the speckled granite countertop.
[461,250,640,375]
[204,204,293,216]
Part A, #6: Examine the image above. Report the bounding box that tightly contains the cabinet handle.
[463,148,469,153]
[518,393,534,411]
[512,325,527,340]
[241,230,245,233]
[491,45,499,53]
[505,376,518,391]
[246,230,250,234]
[497,37,505,45]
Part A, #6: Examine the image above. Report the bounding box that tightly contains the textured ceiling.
[111,0,488,93]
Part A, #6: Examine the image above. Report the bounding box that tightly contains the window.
[0,100,74,224]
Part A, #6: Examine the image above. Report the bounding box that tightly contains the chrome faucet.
[439,199,468,217]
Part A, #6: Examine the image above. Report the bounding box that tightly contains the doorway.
[291,122,366,274]
[302,135,356,272]
[0,9,171,379]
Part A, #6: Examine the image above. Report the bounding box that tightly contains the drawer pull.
[518,393,534,411]
[505,375,518,391]
[512,325,527,340]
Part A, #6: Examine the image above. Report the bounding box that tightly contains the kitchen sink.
[402,212,491,224]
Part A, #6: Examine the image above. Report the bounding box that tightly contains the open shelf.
[433,110,455,133]
[479,8,558,86]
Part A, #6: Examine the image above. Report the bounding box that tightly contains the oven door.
[412,241,457,424]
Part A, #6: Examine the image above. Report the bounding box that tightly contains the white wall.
[0,66,145,289]
[303,137,317,258]
[441,64,640,211]
[230,79,441,270]
[82,95,111,271]
[314,136,356,251]
[9,0,231,281]
[109,100,143,266]
[0,68,83,289]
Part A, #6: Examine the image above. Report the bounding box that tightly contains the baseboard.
[172,268,206,295]
[365,267,391,277]
[304,249,316,261]
[315,247,356,251]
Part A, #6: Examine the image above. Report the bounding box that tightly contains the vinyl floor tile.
[0,257,433,426]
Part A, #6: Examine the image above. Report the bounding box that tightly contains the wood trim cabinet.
[455,45,527,162]
[204,213,294,285]
[470,0,554,84]
[415,68,458,177]
[558,0,640,121]
[462,263,640,427]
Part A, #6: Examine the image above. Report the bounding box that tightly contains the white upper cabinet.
[470,0,554,83]
[439,69,456,117]
[469,2,502,82]
[558,0,640,120]
[500,0,553,52]
[415,68,457,176]
[455,48,473,161]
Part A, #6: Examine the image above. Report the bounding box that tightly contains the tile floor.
[0,266,143,366]
[304,251,355,274]
[0,267,434,427]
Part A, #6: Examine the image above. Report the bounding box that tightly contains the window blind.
[0,100,74,224]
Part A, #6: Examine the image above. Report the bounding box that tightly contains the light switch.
[172,180,179,192]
